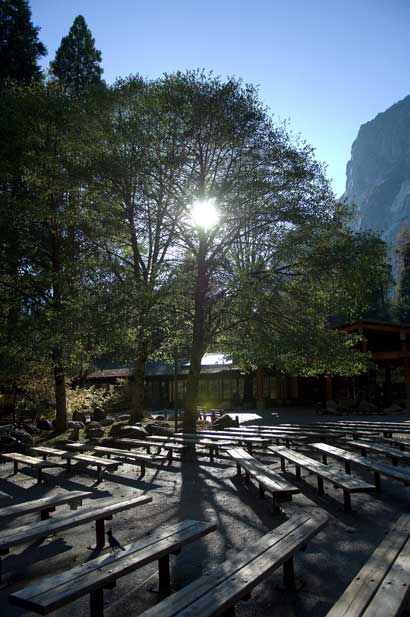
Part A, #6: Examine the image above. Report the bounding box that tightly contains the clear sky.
[31,0,410,197]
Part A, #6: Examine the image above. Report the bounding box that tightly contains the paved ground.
[2,407,410,616]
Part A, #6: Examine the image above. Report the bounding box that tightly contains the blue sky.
[31,0,410,196]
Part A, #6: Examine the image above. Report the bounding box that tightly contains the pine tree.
[397,239,410,323]
[0,0,46,86]
[50,15,103,95]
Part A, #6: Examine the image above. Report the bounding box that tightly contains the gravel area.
[2,407,410,616]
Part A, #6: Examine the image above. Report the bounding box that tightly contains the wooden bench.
[0,452,62,482]
[113,438,184,463]
[326,513,410,616]
[151,435,234,462]
[311,442,410,491]
[227,447,299,513]
[93,446,168,475]
[346,439,410,466]
[268,446,375,513]
[31,446,69,460]
[137,511,328,617]
[0,494,152,581]
[375,435,410,451]
[191,431,271,453]
[63,441,94,452]
[0,490,11,504]
[62,453,123,482]
[9,518,217,617]
[0,490,91,524]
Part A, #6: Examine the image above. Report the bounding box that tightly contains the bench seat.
[0,490,91,524]
[0,494,152,581]
[150,435,234,461]
[346,439,410,466]
[1,452,62,482]
[114,437,184,462]
[227,447,299,513]
[268,446,375,513]
[138,511,328,617]
[62,453,122,482]
[93,445,168,475]
[311,442,410,490]
[326,514,410,616]
[31,446,69,460]
[9,519,217,617]
[0,490,11,504]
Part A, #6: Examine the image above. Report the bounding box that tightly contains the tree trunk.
[183,235,208,433]
[53,351,67,433]
[130,351,147,422]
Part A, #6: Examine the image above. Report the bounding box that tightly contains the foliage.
[50,15,103,95]
[0,0,46,86]
[395,227,410,323]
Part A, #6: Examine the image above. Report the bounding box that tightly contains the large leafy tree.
[0,83,99,430]
[50,15,103,95]
[83,77,187,421]
[0,0,46,86]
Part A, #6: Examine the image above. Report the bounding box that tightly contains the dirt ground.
[2,407,410,616]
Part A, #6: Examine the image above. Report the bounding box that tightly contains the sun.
[190,198,219,231]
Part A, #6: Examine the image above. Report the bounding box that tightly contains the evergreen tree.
[0,0,46,86]
[396,238,410,323]
[50,15,103,95]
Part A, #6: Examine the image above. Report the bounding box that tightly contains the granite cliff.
[344,94,410,264]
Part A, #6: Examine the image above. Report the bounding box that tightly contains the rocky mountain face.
[344,93,410,267]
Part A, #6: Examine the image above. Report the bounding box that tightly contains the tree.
[0,0,46,86]
[0,83,99,430]
[83,77,187,421]
[50,15,103,95]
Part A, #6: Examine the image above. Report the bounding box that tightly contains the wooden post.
[95,519,105,549]
[90,589,104,617]
[255,367,264,410]
[158,554,170,593]
[283,557,295,589]
[343,490,352,513]
[325,376,333,401]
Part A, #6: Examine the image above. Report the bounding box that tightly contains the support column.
[401,332,410,408]
[325,376,333,402]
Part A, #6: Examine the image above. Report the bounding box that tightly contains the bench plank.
[346,440,410,465]
[311,443,410,488]
[138,512,328,617]
[326,514,410,617]
[0,495,152,553]
[227,447,298,511]
[9,519,217,614]
[0,490,91,524]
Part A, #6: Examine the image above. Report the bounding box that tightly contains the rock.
[68,420,84,429]
[86,427,105,439]
[10,428,34,445]
[343,93,410,278]
[383,403,403,414]
[86,421,102,429]
[358,400,379,413]
[109,421,130,436]
[23,422,40,435]
[154,414,166,421]
[211,414,236,430]
[37,417,53,430]
[100,417,115,426]
[69,427,80,441]
[115,414,131,422]
[92,407,107,422]
[325,400,338,413]
[72,410,87,423]
[145,422,173,437]
[119,425,148,439]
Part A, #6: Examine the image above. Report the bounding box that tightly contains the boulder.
[383,403,403,414]
[211,414,236,430]
[115,414,131,422]
[358,400,379,414]
[87,421,102,429]
[10,428,34,445]
[68,420,84,429]
[119,425,148,439]
[325,400,338,413]
[23,422,40,435]
[72,410,87,423]
[37,417,53,430]
[69,427,80,441]
[92,407,107,422]
[145,422,173,437]
[154,414,166,421]
[109,421,130,436]
[100,417,115,426]
[86,427,105,439]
